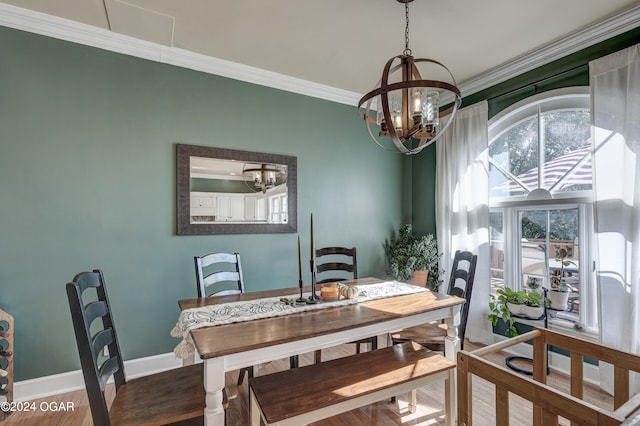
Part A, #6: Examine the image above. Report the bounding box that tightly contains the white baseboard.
[14,352,183,402]
[15,338,605,402]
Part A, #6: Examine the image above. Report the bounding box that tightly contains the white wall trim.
[0,2,361,106]
[13,352,183,402]
[1,2,639,107]
[16,340,605,402]
[459,3,640,98]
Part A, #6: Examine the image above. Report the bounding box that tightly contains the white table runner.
[171,280,427,359]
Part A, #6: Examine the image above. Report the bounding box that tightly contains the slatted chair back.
[313,246,373,362]
[315,246,358,284]
[195,252,245,298]
[447,250,477,350]
[66,270,125,426]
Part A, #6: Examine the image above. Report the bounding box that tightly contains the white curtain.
[436,100,493,345]
[591,43,640,394]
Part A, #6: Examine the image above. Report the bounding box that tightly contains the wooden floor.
[3,340,613,425]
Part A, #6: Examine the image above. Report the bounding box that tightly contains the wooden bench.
[249,342,456,426]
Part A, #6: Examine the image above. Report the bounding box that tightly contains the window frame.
[488,87,597,335]
[489,87,592,206]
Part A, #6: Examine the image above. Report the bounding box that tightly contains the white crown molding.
[158,46,361,105]
[0,2,638,106]
[459,3,640,99]
[0,2,361,106]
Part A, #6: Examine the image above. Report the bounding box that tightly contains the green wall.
[410,27,640,238]
[191,178,255,193]
[410,144,438,236]
[0,27,406,380]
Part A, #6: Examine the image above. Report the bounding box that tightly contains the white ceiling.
[2,0,639,97]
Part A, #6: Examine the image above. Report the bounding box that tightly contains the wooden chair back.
[65,270,126,426]
[447,250,478,350]
[315,246,357,284]
[194,252,245,297]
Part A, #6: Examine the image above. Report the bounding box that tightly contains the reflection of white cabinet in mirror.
[190,192,217,220]
[245,196,256,221]
[190,192,270,224]
[256,198,267,221]
[216,195,245,222]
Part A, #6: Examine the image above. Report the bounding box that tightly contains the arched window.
[488,88,597,333]
[489,89,591,201]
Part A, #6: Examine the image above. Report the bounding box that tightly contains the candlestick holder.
[296,279,307,304]
[306,259,320,304]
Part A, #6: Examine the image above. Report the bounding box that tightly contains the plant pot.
[523,305,544,319]
[506,302,524,316]
[549,290,569,310]
[409,270,429,287]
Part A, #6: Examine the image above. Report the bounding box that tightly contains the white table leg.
[408,389,417,413]
[203,357,226,426]
[445,368,455,426]
[444,306,460,425]
[377,333,388,349]
[444,307,461,362]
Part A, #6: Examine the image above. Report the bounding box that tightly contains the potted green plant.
[490,288,550,337]
[504,288,527,316]
[522,291,545,319]
[384,224,442,290]
[548,247,576,310]
[489,288,520,337]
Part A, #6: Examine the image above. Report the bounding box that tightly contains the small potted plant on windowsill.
[548,247,576,310]
[501,288,527,316]
[489,288,520,337]
[384,224,442,291]
[489,288,549,337]
[523,291,545,319]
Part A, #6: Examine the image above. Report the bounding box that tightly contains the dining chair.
[194,252,245,298]
[314,246,377,362]
[315,246,359,284]
[66,269,209,426]
[194,252,299,381]
[391,250,477,351]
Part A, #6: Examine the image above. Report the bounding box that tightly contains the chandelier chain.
[403,0,411,56]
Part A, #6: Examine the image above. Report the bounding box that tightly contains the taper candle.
[297,235,302,282]
[310,213,315,260]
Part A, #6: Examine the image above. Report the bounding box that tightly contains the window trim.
[488,87,597,337]
[489,87,592,205]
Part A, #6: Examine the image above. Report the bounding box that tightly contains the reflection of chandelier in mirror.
[242,163,287,194]
[358,0,462,155]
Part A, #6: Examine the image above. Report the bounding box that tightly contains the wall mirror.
[176,143,297,235]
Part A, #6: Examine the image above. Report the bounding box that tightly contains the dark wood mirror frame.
[176,143,297,235]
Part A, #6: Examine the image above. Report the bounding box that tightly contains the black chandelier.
[358,0,462,155]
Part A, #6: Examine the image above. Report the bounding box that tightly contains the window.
[489,88,597,333]
[268,193,288,223]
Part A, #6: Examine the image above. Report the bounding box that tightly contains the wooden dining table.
[177,277,465,426]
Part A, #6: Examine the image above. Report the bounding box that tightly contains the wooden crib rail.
[457,328,640,426]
